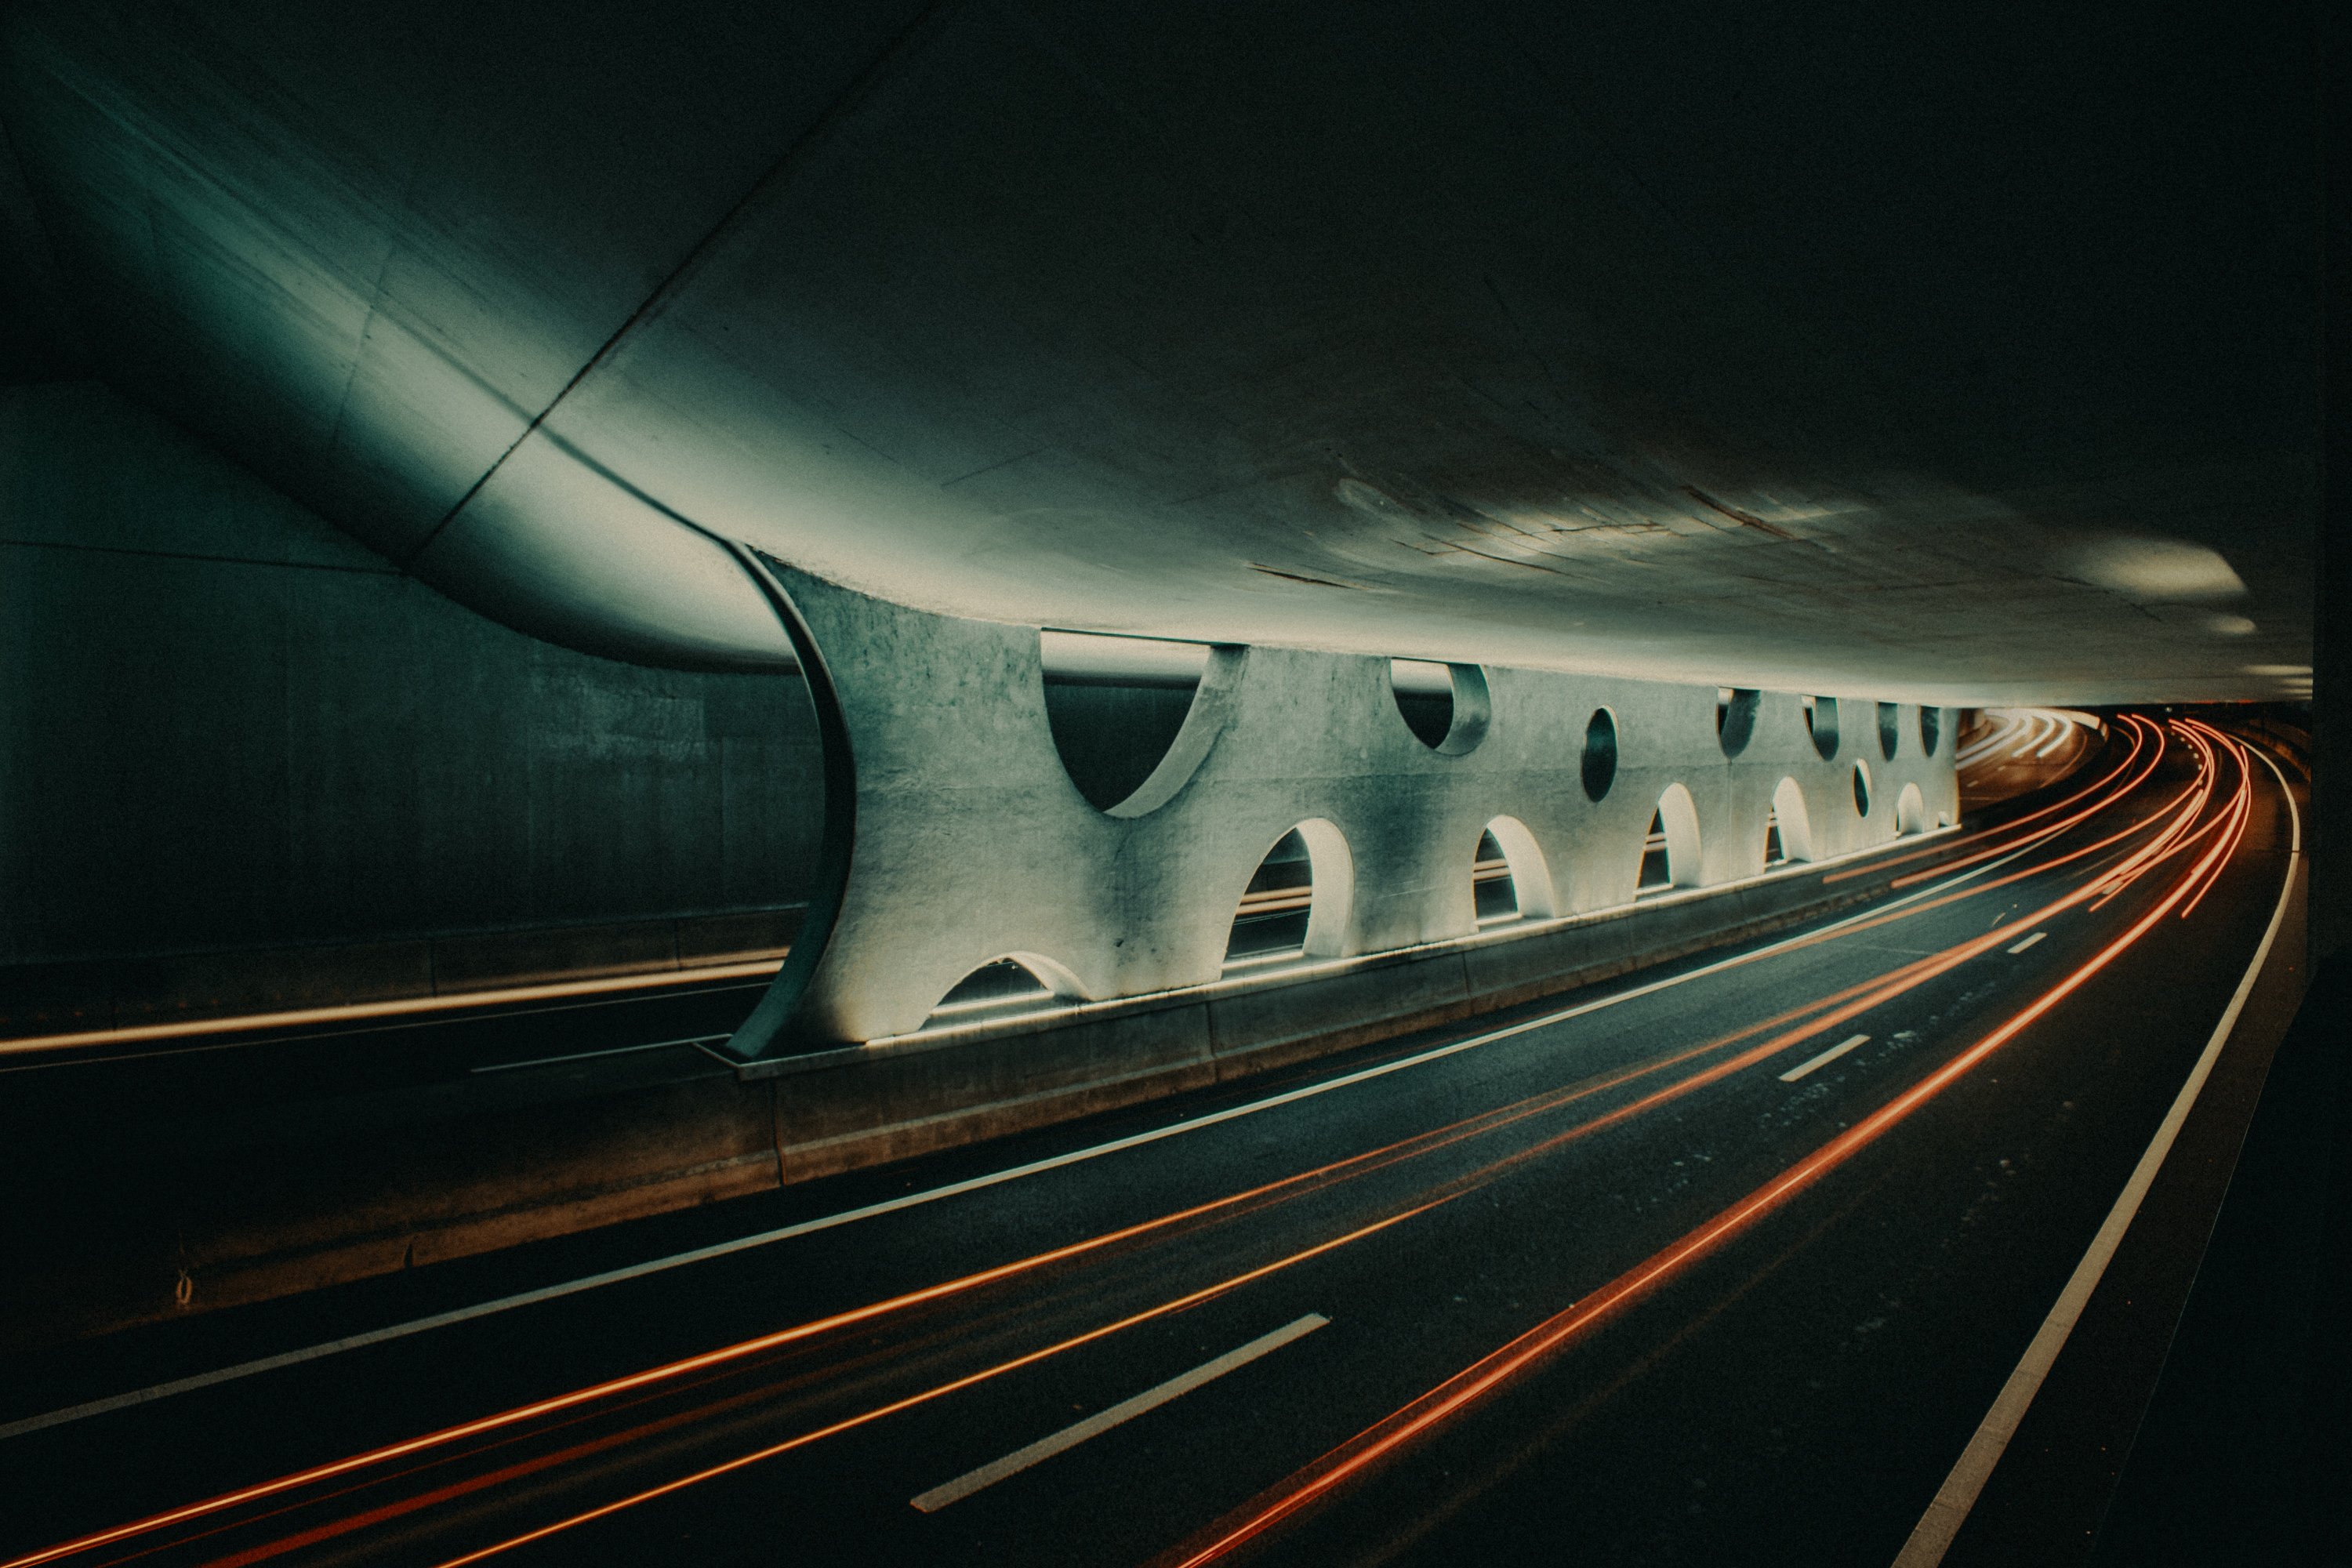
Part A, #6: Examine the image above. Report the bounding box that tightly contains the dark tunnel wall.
[0,381,824,1032]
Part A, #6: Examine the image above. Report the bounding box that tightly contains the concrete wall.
[737,555,1961,1049]
[0,381,824,1033]
[6,815,1972,1347]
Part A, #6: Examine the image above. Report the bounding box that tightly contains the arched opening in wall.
[1770,776,1817,863]
[1472,816,1555,925]
[1878,702,1901,760]
[1896,782,1929,836]
[1717,688,1759,757]
[1920,706,1944,757]
[1639,784,1703,894]
[1474,829,1517,923]
[1040,630,1218,814]
[1225,821,1355,967]
[1582,708,1618,801]
[1853,760,1873,817]
[1763,805,1784,866]
[1390,660,1491,755]
[1803,695,1841,759]
[924,953,1083,1028]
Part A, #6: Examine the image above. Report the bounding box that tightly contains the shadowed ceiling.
[0,1,2318,702]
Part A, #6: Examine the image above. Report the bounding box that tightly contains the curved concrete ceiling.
[0,2,2317,702]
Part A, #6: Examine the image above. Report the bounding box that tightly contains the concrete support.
[728,558,1959,1054]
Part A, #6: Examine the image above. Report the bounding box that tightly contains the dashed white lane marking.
[2005,931,2048,955]
[1779,1034,1871,1083]
[910,1314,1330,1513]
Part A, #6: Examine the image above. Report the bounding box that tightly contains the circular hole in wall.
[927,958,1054,1025]
[1919,706,1943,757]
[1473,828,1518,924]
[1878,702,1900,760]
[1390,660,1491,754]
[1582,708,1618,801]
[1040,630,1212,813]
[1896,782,1928,835]
[1716,688,1759,757]
[1226,829,1312,964]
[1852,760,1873,816]
[1804,695,1841,760]
[1769,776,1816,865]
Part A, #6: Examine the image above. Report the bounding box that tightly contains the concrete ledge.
[775,1004,1218,1183]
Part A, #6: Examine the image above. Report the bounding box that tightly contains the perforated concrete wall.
[733,560,1958,1051]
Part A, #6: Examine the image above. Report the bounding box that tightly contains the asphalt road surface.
[0,714,2296,1568]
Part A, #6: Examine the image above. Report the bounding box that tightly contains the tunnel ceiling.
[0,2,2318,703]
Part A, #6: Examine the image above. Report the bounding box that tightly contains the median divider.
[0,841,1956,1349]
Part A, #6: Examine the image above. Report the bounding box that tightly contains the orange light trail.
[1822,717,2147,887]
[1883,718,2162,893]
[1163,728,2256,1566]
[428,1200,1457,1568]
[15,712,2233,1568]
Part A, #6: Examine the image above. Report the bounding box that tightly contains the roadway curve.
[0,716,2299,1567]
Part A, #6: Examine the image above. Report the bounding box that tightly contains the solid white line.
[2005,932,2048,956]
[0,827,2044,1445]
[909,1314,1329,1512]
[1779,1034,1871,1083]
[1891,739,2301,1567]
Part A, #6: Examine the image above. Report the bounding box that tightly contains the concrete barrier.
[2,831,1961,1351]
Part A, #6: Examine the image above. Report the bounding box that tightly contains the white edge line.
[0,826,2051,1445]
[909,1313,1330,1512]
[1779,1034,1871,1083]
[1890,739,2301,1567]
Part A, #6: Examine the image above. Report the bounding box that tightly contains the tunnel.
[0,5,2338,1566]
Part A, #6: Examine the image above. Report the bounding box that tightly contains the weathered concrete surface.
[0,383,823,1031]
[735,558,1958,1048]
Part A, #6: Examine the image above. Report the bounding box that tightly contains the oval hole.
[1391,661,1490,753]
[1226,829,1316,966]
[1771,777,1817,863]
[1896,782,1929,835]
[1853,760,1874,816]
[1639,786,1703,894]
[1041,630,1212,813]
[1878,702,1901,760]
[1639,810,1672,891]
[1474,829,1518,924]
[1804,695,1841,760]
[1920,706,1944,757]
[927,957,1054,1025]
[1717,688,1759,757]
[1582,708,1618,801]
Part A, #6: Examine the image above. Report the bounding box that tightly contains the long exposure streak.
[1161,726,2258,1566]
[15,712,2263,1568]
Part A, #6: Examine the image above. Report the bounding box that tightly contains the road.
[0,714,2298,1568]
